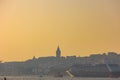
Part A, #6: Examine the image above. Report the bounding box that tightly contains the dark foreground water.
[0,76,120,80]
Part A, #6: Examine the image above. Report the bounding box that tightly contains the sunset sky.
[0,0,120,62]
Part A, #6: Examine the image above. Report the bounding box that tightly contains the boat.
[67,64,120,77]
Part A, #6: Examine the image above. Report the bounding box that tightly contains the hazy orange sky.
[0,0,120,62]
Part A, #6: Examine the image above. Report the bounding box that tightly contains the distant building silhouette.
[0,46,120,76]
[33,56,37,60]
[56,46,61,58]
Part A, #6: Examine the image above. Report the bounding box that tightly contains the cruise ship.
[67,64,120,77]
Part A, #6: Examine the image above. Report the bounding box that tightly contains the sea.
[0,76,120,80]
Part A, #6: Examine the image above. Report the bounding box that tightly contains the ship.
[66,64,120,78]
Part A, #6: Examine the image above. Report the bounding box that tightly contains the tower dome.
[56,46,61,58]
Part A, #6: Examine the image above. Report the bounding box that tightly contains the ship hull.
[69,71,120,77]
[67,64,120,78]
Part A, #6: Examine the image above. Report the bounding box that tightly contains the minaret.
[56,46,61,58]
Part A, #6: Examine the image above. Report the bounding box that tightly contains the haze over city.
[0,0,120,61]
